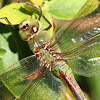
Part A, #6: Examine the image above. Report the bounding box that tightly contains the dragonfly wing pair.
[50,0,100,77]
[54,16,100,77]
[0,55,66,100]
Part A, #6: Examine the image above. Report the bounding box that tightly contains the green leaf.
[0,48,6,58]
[0,81,14,100]
[30,0,44,6]
[47,0,99,19]
[0,25,18,72]
[0,3,33,25]
[87,76,100,100]
[0,23,33,72]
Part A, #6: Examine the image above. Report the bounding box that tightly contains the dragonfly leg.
[42,15,52,31]
[38,7,42,21]
[0,17,15,29]
[53,21,56,34]
[38,8,52,30]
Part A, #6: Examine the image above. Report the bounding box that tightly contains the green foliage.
[0,0,99,25]
[0,48,6,58]
[0,3,32,25]
[0,0,100,100]
[44,0,99,19]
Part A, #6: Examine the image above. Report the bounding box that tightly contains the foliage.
[0,0,100,100]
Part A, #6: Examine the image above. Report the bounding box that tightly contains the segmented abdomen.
[52,60,87,100]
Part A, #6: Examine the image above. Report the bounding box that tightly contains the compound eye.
[32,26,38,33]
[21,23,29,30]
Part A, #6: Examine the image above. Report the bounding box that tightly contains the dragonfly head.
[19,18,41,41]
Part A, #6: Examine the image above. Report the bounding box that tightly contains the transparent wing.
[0,55,40,97]
[61,34,100,77]
[0,55,67,100]
[50,0,99,52]
[20,73,67,100]
[49,0,100,77]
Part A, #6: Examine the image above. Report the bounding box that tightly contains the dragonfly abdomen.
[52,60,87,100]
[62,73,87,100]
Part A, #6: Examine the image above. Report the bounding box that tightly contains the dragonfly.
[0,1,100,100]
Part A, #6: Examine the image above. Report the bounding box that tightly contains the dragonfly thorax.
[34,42,61,69]
[35,44,56,61]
